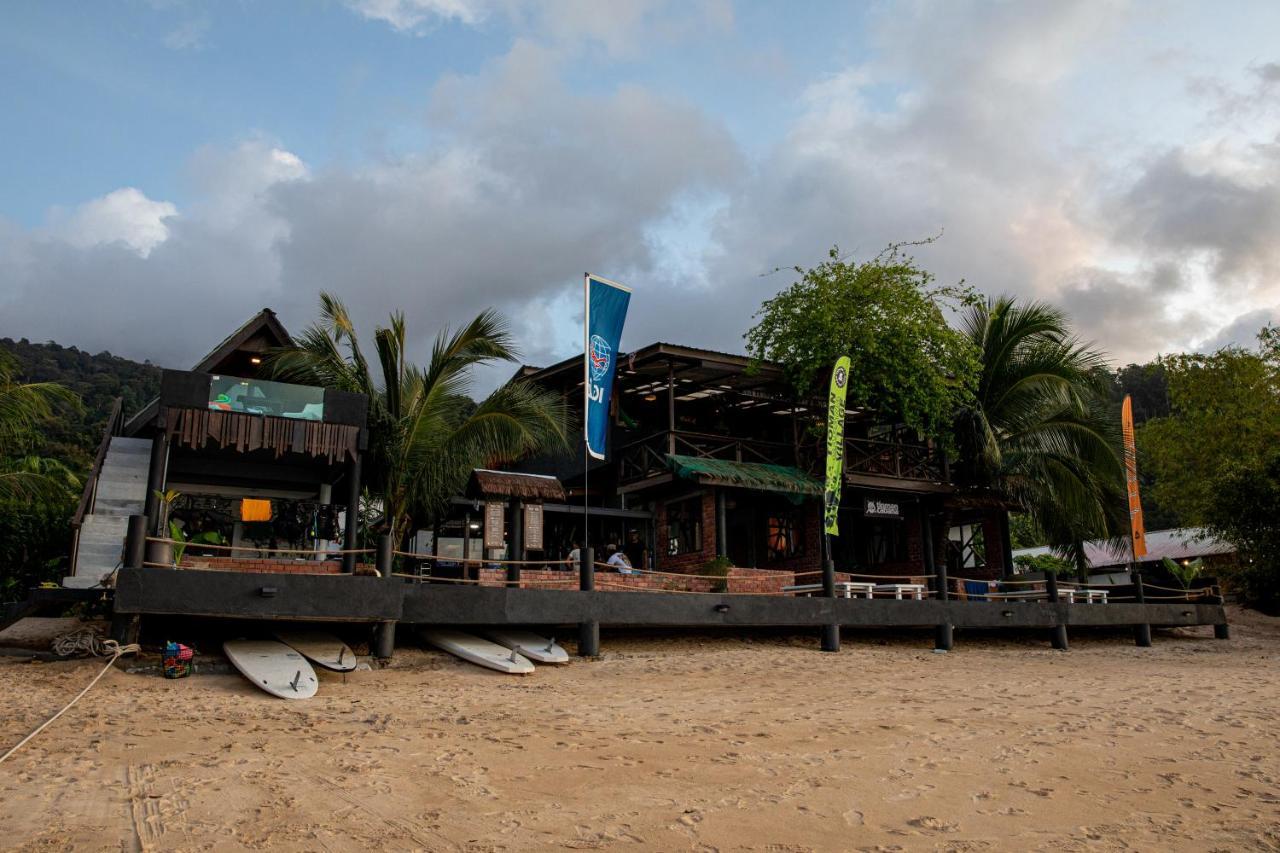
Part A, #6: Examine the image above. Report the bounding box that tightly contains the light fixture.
[249,356,262,365]
[644,393,657,402]
[469,522,480,530]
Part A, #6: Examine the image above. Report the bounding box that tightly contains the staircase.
[65,436,152,588]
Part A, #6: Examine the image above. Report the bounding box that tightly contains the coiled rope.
[0,636,140,765]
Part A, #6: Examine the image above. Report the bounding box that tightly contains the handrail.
[71,397,124,529]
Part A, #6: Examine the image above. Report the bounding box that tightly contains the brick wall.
[469,565,924,594]
[653,490,717,572]
[179,556,344,574]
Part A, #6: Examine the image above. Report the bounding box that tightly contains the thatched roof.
[468,469,566,502]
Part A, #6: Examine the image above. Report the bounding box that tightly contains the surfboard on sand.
[485,629,569,664]
[273,630,358,672]
[419,628,535,675]
[224,639,319,699]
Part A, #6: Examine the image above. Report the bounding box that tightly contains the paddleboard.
[273,629,358,672]
[419,628,535,675]
[485,629,569,665]
[223,639,319,699]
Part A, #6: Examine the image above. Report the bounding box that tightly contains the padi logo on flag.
[834,364,847,389]
[589,334,611,382]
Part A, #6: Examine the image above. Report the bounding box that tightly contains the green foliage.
[1140,330,1280,526]
[952,297,1126,563]
[1013,553,1074,575]
[168,520,227,565]
[1008,513,1045,550]
[744,241,981,441]
[268,294,572,544]
[700,555,734,592]
[1203,449,1280,612]
[1161,556,1203,590]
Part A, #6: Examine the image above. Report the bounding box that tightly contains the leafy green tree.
[745,242,981,441]
[1204,450,1280,612]
[1013,553,1075,575]
[0,350,81,503]
[952,297,1127,567]
[269,295,571,546]
[1140,330,1280,525]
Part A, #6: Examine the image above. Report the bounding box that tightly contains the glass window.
[209,375,325,421]
[948,523,986,570]
[766,511,803,561]
[666,497,703,556]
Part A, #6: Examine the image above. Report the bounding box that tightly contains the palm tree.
[0,351,81,504]
[268,294,571,546]
[952,297,1128,572]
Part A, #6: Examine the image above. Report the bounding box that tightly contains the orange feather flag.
[1121,395,1147,559]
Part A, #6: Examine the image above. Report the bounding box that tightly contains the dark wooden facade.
[518,342,1011,581]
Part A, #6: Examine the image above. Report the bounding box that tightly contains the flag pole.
[583,273,590,559]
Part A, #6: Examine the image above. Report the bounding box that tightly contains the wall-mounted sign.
[484,501,506,549]
[524,503,544,550]
[863,497,902,519]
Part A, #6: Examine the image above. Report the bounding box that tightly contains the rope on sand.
[0,638,140,766]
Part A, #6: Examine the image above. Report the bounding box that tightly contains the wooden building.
[517,342,1014,581]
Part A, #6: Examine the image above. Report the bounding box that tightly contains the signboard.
[584,274,632,460]
[823,356,852,535]
[1121,395,1147,558]
[863,497,902,519]
[484,501,505,549]
[523,503,544,551]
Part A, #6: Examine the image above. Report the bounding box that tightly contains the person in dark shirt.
[623,529,647,572]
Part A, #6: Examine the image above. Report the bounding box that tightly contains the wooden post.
[820,544,840,652]
[124,513,148,570]
[508,499,523,587]
[667,360,676,455]
[715,489,727,558]
[1046,571,1068,650]
[578,545,598,657]
[1214,623,1230,640]
[998,510,1014,580]
[373,621,395,660]
[341,453,362,574]
[1132,566,1152,647]
[923,507,952,651]
[377,533,393,581]
[142,432,168,534]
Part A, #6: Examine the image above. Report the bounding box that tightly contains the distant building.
[1013,528,1235,573]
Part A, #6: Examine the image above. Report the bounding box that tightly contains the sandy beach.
[1,610,1277,852]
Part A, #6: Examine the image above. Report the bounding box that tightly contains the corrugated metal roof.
[1013,527,1235,568]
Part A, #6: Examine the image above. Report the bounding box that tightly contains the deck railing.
[69,397,125,573]
[618,429,795,483]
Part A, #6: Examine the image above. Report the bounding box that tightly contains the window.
[766,511,803,561]
[861,519,906,566]
[948,523,986,570]
[665,497,703,556]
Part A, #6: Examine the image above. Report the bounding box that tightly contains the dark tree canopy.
[745,243,981,441]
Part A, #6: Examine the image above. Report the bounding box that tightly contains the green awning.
[666,454,822,497]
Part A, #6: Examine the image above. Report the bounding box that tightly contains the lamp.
[249,356,262,365]
[644,393,657,402]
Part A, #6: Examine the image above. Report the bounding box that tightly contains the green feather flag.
[824,356,851,536]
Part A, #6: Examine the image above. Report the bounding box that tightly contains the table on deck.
[782,582,878,599]
[873,583,927,600]
[1062,588,1108,604]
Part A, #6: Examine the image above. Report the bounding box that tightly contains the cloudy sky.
[3,0,1279,381]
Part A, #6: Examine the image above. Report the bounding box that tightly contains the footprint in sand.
[906,816,959,833]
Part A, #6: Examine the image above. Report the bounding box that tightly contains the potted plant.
[145,489,181,567]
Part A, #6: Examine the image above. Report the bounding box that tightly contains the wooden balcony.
[618,430,796,487]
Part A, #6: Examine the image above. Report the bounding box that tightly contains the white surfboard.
[224,639,319,699]
[419,628,535,675]
[273,629,358,672]
[485,629,569,664]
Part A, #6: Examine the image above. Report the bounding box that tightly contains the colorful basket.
[163,642,194,679]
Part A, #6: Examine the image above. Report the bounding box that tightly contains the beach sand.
[1,608,1277,852]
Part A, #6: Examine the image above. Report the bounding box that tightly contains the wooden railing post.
[1046,571,1068,650]
[578,546,598,657]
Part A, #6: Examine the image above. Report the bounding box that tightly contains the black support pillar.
[1046,571,1068,650]
[578,545,598,656]
[1132,566,1152,647]
[142,432,168,534]
[715,489,727,558]
[923,507,952,652]
[341,453,362,574]
[999,510,1015,581]
[508,499,523,586]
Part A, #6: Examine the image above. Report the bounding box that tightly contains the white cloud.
[48,188,178,258]
[162,15,211,51]
[345,0,488,32]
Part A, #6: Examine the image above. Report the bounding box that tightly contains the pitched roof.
[468,469,567,501]
[1013,527,1235,568]
[192,308,293,374]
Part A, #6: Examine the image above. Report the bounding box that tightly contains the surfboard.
[273,630,358,672]
[419,628,535,675]
[223,639,319,699]
[485,629,569,664]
